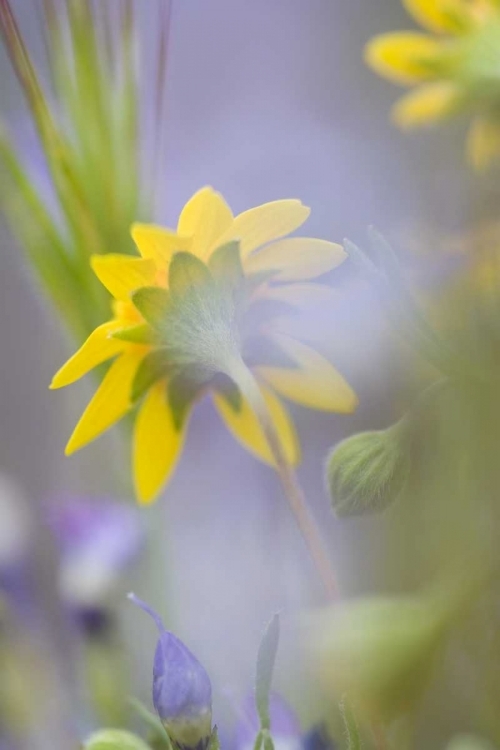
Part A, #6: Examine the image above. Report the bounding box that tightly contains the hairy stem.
[229,358,338,600]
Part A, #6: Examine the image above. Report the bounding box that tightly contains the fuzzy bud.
[326,421,410,517]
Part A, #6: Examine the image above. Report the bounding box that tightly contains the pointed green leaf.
[111,324,159,344]
[208,240,243,287]
[255,613,280,731]
[169,252,213,298]
[131,349,172,402]
[131,287,171,327]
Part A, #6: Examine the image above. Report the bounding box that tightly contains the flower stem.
[229,359,338,600]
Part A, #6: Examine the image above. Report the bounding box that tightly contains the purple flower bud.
[129,594,212,750]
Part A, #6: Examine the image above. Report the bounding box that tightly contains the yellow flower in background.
[51,187,357,504]
[365,0,500,169]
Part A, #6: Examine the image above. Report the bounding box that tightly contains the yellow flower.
[365,0,500,168]
[51,187,357,504]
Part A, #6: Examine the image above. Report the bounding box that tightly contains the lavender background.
[1,1,498,747]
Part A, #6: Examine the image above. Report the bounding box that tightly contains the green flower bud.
[307,594,450,722]
[326,420,410,517]
[83,729,151,750]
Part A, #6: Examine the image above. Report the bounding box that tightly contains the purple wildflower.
[48,496,144,614]
[129,594,213,750]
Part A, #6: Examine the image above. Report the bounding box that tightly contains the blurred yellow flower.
[365,0,500,169]
[51,187,357,504]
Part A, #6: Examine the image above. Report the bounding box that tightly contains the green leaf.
[132,349,172,402]
[255,613,280,731]
[111,324,159,344]
[208,240,243,287]
[132,287,171,327]
[169,252,213,299]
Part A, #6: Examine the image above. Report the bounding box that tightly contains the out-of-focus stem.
[229,358,338,601]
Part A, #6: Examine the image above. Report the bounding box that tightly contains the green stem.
[229,358,338,601]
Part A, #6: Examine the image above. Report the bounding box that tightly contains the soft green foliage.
[255,614,280,732]
[83,729,151,750]
[339,696,363,750]
[309,594,452,722]
[326,420,410,517]
[0,0,168,341]
[446,735,497,750]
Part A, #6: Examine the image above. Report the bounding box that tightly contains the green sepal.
[167,368,209,431]
[207,727,220,750]
[212,373,242,412]
[131,287,171,328]
[208,240,243,288]
[132,349,172,402]
[169,252,213,299]
[111,324,159,344]
[242,335,299,370]
[255,613,280,732]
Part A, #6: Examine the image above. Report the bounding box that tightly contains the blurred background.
[1,1,500,749]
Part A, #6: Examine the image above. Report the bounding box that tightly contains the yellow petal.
[244,238,346,282]
[403,0,475,33]
[466,117,500,171]
[65,350,145,455]
[365,33,444,86]
[256,334,358,413]
[90,254,157,301]
[177,186,233,259]
[133,380,188,504]
[213,200,311,259]
[50,322,126,389]
[392,82,461,129]
[213,384,300,467]
[131,223,191,266]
